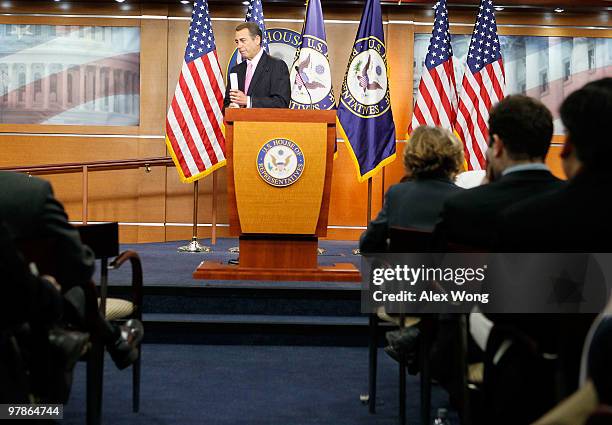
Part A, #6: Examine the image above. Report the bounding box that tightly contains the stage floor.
[108,238,362,289]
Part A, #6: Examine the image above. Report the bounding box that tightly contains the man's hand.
[41,274,61,292]
[229,89,248,107]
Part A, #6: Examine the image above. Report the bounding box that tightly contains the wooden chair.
[76,222,143,414]
[16,237,105,425]
[367,226,435,425]
[17,222,143,424]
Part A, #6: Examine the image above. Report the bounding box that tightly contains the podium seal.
[257,138,305,187]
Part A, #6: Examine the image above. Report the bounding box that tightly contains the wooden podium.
[193,108,361,282]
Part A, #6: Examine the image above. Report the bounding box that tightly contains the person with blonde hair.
[359,125,464,253]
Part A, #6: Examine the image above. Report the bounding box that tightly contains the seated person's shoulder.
[0,172,50,193]
[386,182,405,195]
[443,182,492,210]
[502,186,565,222]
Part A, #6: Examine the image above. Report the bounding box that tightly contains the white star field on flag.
[409,0,458,134]
[454,0,506,171]
[186,0,216,61]
[466,0,502,72]
[246,0,269,51]
[425,1,453,69]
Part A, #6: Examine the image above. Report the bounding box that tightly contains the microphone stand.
[295,66,314,110]
[295,66,326,256]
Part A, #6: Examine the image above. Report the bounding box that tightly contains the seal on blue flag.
[341,36,391,118]
[289,35,334,110]
[336,0,396,182]
[257,138,305,187]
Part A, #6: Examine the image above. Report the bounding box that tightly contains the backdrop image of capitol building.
[0,24,140,126]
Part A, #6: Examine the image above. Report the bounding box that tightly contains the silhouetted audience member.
[429,96,564,422]
[584,300,612,407]
[0,221,88,403]
[0,171,143,371]
[498,77,612,405]
[531,293,612,425]
[359,126,464,370]
[500,78,612,250]
[434,94,564,250]
[360,125,464,253]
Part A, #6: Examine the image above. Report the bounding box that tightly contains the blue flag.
[289,0,335,110]
[336,0,396,182]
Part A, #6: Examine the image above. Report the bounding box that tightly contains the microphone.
[295,65,313,110]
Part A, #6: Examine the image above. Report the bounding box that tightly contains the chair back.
[76,222,119,260]
[388,226,433,252]
[446,240,488,253]
[76,222,119,314]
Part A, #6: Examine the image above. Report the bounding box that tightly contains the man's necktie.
[244,61,253,95]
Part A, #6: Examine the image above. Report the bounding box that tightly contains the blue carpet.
[63,345,457,425]
[106,238,362,288]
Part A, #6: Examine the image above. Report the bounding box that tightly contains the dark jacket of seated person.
[434,95,566,251]
[360,126,464,253]
[496,79,612,398]
[430,95,565,424]
[497,78,612,253]
[0,171,94,291]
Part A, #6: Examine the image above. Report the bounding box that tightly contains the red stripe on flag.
[429,66,454,125]
[412,102,427,130]
[474,72,492,114]
[420,76,441,125]
[458,78,486,168]
[171,94,206,172]
[188,59,223,133]
[165,114,191,178]
[179,68,219,164]
[442,61,457,123]
[468,78,490,167]
[487,61,504,102]
[189,58,225,149]
[204,53,225,107]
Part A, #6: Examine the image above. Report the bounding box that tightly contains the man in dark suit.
[224,22,290,109]
[0,171,142,370]
[499,78,612,252]
[0,172,95,288]
[434,95,565,250]
[497,78,612,403]
[431,96,564,422]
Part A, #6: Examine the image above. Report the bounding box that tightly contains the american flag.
[454,0,506,170]
[239,0,268,63]
[408,0,457,134]
[166,0,226,183]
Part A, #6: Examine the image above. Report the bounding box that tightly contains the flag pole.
[353,177,373,256]
[178,180,211,253]
[211,171,217,245]
[367,177,373,223]
[381,168,385,208]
